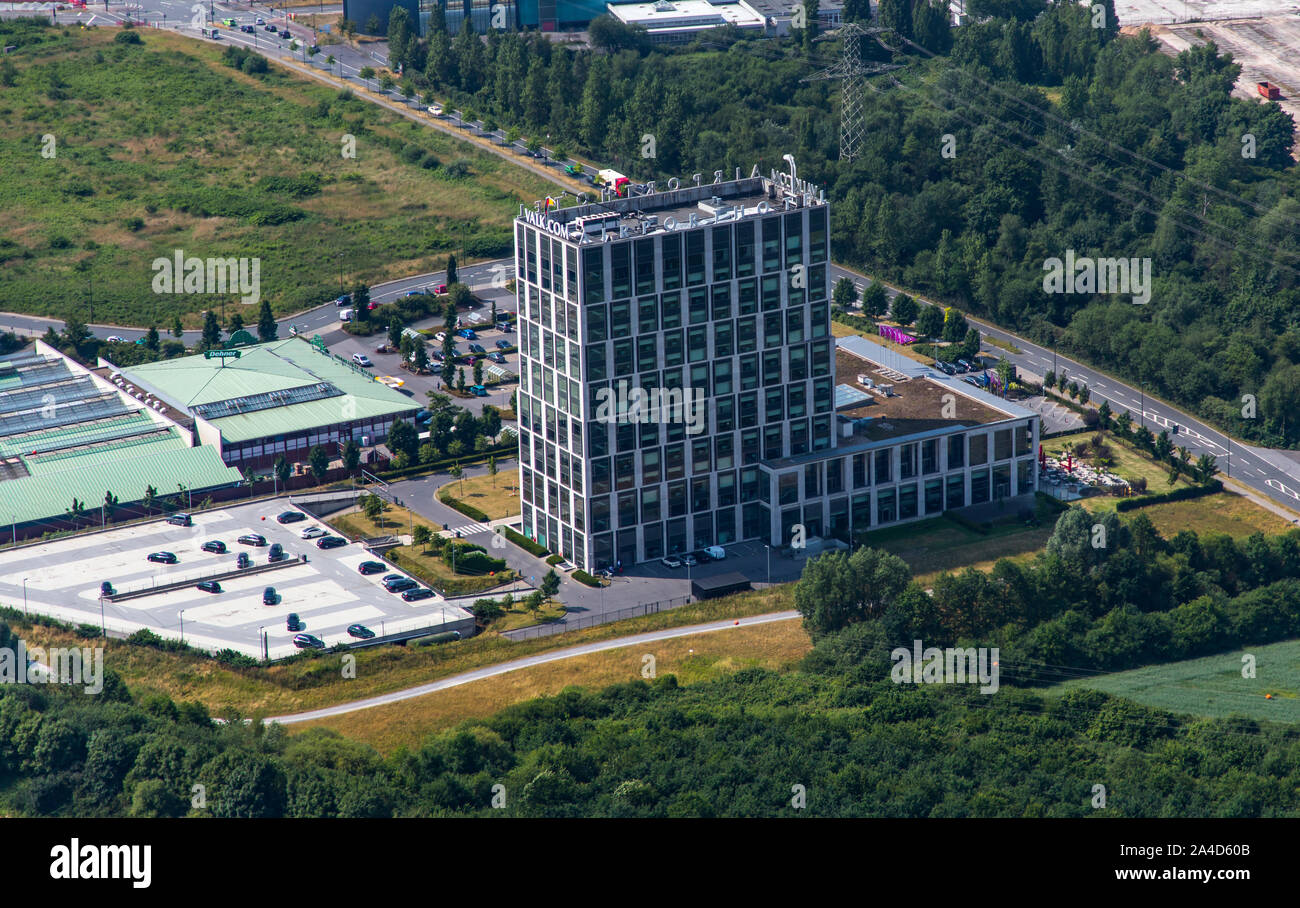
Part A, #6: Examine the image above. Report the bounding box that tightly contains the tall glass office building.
[512,169,833,570]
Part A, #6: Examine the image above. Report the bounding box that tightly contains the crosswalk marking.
[445,522,492,536]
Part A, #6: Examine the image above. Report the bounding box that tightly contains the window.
[922,439,939,474]
[610,299,631,339]
[587,344,607,382]
[686,231,705,285]
[764,424,783,460]
[611,243,631,299]
[638,296,658,334]
[993,464,1012,499]
[779,472,799,505]
[900,443,917,480]
[765,386,784,423]
[970,434,988,466]
[662,235,682,291]
[635,238,656,296]
[711,285,732,321]
[738,278,757,315]
[714,320,734,357]
[948,433,965,469]
[642,447,661,485]
[688,327,708,362]
[971,468,991,504]
[712,225,732,282]
[787,384,806,420]
[668,480,687,517]
[827,458,844,494]
[666,444,686,480]
[790,419,809,456]
[591,496,611,533]
[804,462,821,497]
[763,349,782,386]
[716,395,735,433]
[764,312,783,348]
[692,437,712,474]
[946,474,965,509]
[691,476,711,513]
[661,291,682,330]
[852,492,871,531]
[587,304,607,343]
[761,274,782,311]
[877,487,896,523]
[1016,423,1033,457]
[689,286,709,325]
[717,470,736,506]
[737,317,757,354]
[613,338,634,377]
[786,308,804,344]
[640,486,661,523]
[788,345,807,382]
[735,221,756,278]
[713,359,733,396]
[852,453,868,488]
[874,449,892,484]
[664,329,684,368]
[762,217,781,272]
[899,483,918,520]
[618,490,637,527]
[637,336,658,374]
[784,212,803,269]
[994,429,1012,462]
[809,206,827,262]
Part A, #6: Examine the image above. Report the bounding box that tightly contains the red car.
[434,283,448,294]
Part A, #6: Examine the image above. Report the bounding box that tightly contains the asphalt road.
[262,609,801,725]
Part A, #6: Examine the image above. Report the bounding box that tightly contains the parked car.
[381,573,404,583]
[488,352,506,364]
[166,513,192,527]
[431,351,445,362]
[352,353,373,368]
[468,385,488,397]
[286,613,303,632]
[236,552,251,569]
[338,309,353,322]
[457,328,477,339]
[238,533,266,546]
[147,551,178,564]
[704,545,726,561]
[279,28,291,38]
[661,555,683,569]
[255,16,265,24]
[691,550,714,564]
[496,321,512,333]
[358,561,387,575]
[264,23,277,31]
[196,580,221,594]
[200,540,227,554]
[293,633,325,649]
[300,526,328,539]
[427,104,444,116]
[433,283,448,294]
[681,553,697,567]
[469,343,486,354]
[495,339,512,349]
[263,587,278,605]
[434,332,447,343]
[316,535,347,549]
[276,511,305,524]
[100,581,115,597]
[384,578,418,593]
[347,624,376,639]
[402,587,434,602]
[268,542,285,561]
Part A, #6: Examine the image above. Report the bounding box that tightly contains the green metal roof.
[1,443,244,526]
[119,338,418,444]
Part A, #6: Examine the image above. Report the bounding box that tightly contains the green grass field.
[1051,637,1300,723]
[0,21,553,326]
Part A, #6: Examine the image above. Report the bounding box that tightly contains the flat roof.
[0,349,243,525]
[118,338,419,443]
[607,0,766,30]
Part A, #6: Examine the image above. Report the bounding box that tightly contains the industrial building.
[510,162,1039,571]
[114,337,421,472]
[347,0,779,35]
[0,343,244,538]
[605,0,767,43]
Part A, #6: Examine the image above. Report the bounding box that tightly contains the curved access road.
[262,610,802,726]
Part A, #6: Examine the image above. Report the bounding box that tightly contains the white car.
[300,526,328,539]
[339,308,354,322]
[352,353,373,367]
[435,332,447,342]
[427,104,443,116]
[105,335,125,343]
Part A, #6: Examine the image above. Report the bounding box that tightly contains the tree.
[526,589,545,616]
[487,455,498,488]
[308,445,330,484]
[480,405,501,440]
[412,524,432,552]
[942,308,969,344]
[961,328,982,360]
[388,316,405,350]
[413,340,429,374]
[65,497,86,528]
[1097,399,1112,428]
[1044,370,1056,389]
[793,547,911,636]
[996,357,1015,392]
[201,311,221,349]
[145,325,160,352]
[274,455,292,489]
[142,484,156,515]
[363,492,385,524]
[1194,453,1218,484]
[343,439,361,475]
[364,14,382,35]
[388,418,419,461]
[358,65,376,85]
[387,6,413,71]
[446,254,458,285]
[861,282,888,318]
[257,300,277,342]
[103,490,118,523]
[540,568,561,603]
[449,461,464,495]
[891,293,918,326]
[456,368,467,393]
[228,312,244,334]
[473,359,484,386]
[171,316,184,339]
[1115,410,1133,437]
[916,305,944,340]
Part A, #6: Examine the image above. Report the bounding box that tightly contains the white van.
[339,308,354,322]
[704,545,726,561]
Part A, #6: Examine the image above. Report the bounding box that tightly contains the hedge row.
[504,526,548,557]
[1116,479,1223,512]
[378,442,513,481]
[545,553,564,566]
[440,493,489,523]
[572,570,602,587]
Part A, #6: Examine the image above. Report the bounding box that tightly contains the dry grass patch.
[291,618,811,753]
[439,470,520,521]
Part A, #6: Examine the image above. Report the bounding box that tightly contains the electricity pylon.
[802,22,901,162]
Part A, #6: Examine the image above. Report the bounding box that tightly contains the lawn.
[1047,430,1192,493]
[332,505,516,595]
[859,501,1061,586]
[291,618,812,753]
[0,22,555,325]
[438,469,520,521]
[1050,637,1300,723]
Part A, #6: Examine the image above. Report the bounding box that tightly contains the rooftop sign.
[203,350,241,360]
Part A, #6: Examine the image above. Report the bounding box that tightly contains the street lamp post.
[179,609,185,644]
[22,577,28,617]
[764,544,771,586]
[99,594,105,637]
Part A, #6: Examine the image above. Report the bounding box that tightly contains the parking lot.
[0,500,473,660]
[325,296,518,419]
